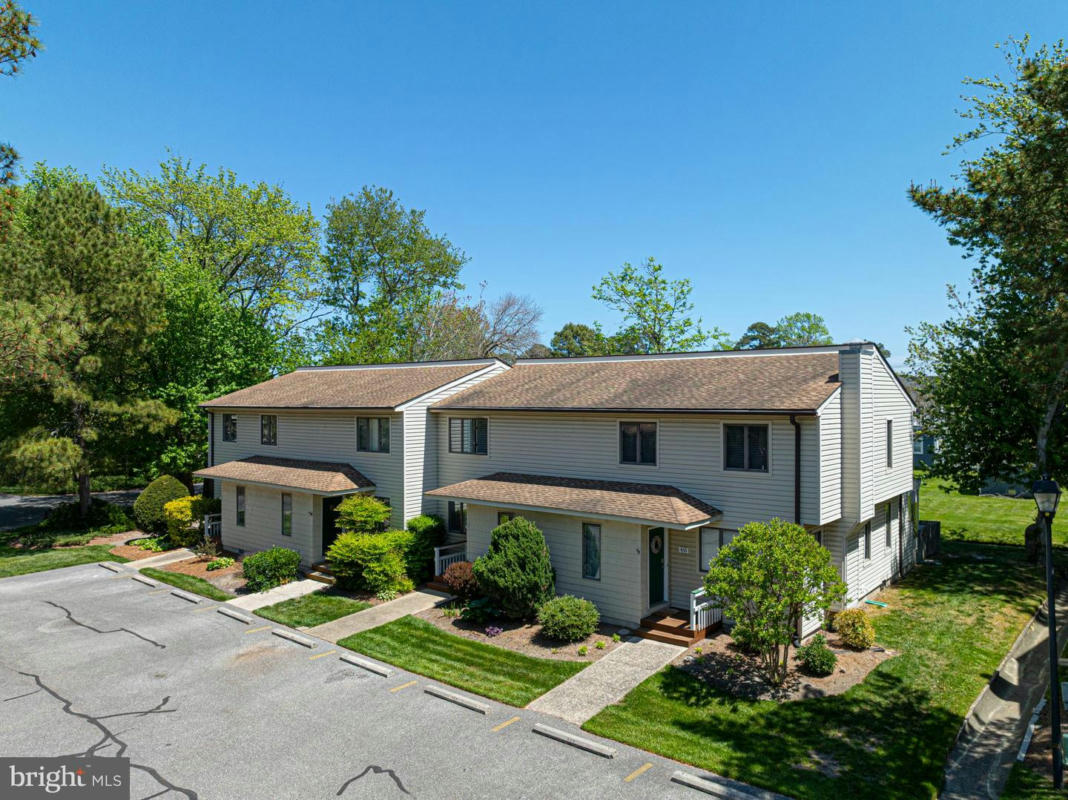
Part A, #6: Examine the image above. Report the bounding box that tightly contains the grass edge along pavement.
[339,615,587,707]
[0,545,129,578]
[139,567,234,602]
[582,541,1045,800]
[254,589,371,628]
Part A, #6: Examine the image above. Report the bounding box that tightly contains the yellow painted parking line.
[191,605,221,613]
[244,625,272,635]
[623,763,654,783]
[389,680,417,693]
[308,649,337,661]
[491,716,521,732]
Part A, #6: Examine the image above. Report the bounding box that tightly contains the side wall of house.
[818,388,842,524]
[464,504,645,626]
[219,481,317,565]
[212,410,405,530]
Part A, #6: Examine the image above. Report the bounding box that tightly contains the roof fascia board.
[294,358,501,372]
[395,361,510,412]
[815,385,843,416]
[429,406,820,416]
[517,345,848,365]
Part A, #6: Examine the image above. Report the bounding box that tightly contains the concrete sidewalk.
[527,638,682,723]
[132,548,196,570]
[225,578,324,611]
[307,588,450,642]
[942,584,1068,799]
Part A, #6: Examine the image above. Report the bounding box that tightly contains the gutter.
[789,414,801,523]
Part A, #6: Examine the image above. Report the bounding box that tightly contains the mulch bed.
[162,552,247,593]
[416,605,624,662]
[676,630,895,702]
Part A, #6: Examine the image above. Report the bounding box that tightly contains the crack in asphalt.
[45,600,166,649]
[337,765,411,796]
[16,671,197,800]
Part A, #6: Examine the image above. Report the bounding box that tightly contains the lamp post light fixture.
[1034,476,1063,789]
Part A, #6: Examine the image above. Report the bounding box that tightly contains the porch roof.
[426,472,721,529]
[194,456,375,496]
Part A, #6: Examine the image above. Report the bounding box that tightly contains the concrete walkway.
[132,548,196,570]
[225,578,325,611]
[527,638,683,723]
[942,584,1068,799]
[307,588,450,643]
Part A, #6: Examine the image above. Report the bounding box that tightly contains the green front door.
[648,527,665,606]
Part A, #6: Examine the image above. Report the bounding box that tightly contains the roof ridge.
[295,358,501,372]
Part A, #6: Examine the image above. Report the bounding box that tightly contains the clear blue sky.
[8,1,1068,365]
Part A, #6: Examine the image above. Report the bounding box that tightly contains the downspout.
[206,412,215,499]
[790,415,801,524]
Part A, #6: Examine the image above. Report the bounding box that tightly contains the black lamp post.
[1034,476,1063,789]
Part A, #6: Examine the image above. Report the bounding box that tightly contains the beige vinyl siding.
[870,356,916,505]
[212,410,405,530]
[219,481,316,565]
[402,363,509,523]
[668,528,700,609]
[843,499,897,603]
[465,504,644,625]
[435,412,818,530]
[817,388,843,524]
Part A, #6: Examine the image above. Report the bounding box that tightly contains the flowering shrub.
[485,625,503,637]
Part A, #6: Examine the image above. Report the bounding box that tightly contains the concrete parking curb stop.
[272,629,315,648]
[217,607,252,624]
[423,685,489,714]
[670,770,789,799]
[169,589,201,604]
[98,562,125,574]
[532,723,616,758]
[339,653,392,677]
[132,575,157,587]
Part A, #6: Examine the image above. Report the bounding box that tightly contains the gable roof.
[193,456,374,495]
[426,472,721,529]
[433,349,841,414]
[201,359,502,411]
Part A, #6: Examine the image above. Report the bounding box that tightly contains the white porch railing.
[689,586,721,631]
[204,513,222,539]
[434,542,467,577]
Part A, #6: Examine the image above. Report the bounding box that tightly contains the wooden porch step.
[642,612,692,634]
[426,577,450,593]
[634,610,709,646]
[305,570,336,586]
[310,561,335,576]
[634,626,706,647]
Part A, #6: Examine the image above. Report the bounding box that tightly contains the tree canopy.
[909,37,1068,486]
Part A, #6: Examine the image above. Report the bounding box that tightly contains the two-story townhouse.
[425,343,916,635]
[193,359,507,566]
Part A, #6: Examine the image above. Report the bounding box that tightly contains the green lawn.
[254,589,370,628]
[339,615,587,706]
[582,541,1044,800]
[0,544,129,578]
[140,567,234,601]
[920,477,1044,546]
[1002,763,1059,799]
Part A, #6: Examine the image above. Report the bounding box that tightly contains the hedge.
[133,475,189,535]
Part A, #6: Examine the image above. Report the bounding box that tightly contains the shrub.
[326,530,415,595]
[206,556,235,571]
[705,517,847,686]
[485,625,503,637]
[537,595,599,642]
[833,607,876,650]
[132,537,166,552]
[460,596,500,624]
[406,514,445,582]
[797,633,837,676]
[40,498,132,533]
[242,546,301,592]
[133,475,189,535]
[595,640,606,650]
[163,496,201,548]
[442,561,479,602]
[577,645,588,656]
[336,495,392,535]
[471,517,555,619]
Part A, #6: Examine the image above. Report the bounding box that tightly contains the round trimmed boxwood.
[133,475,189,535]
[242,546,301,592]
[796,633,837,676]
[833,607,876,650]
[537,595,600,642]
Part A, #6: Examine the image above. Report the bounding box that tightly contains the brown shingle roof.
[426,472,721,528]
[194,456,375,495]
[432,351,840,413]
[201,360,500,410]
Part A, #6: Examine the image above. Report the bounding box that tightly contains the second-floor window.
[449,418,487,454]
[886,420,894,468]
[261,414,277,446]
[357,417,390,453]
[724,424,769,472]
[619,422,657,465]
[222,413,237,442]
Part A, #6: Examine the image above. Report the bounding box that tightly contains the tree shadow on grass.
[656,666,959,800]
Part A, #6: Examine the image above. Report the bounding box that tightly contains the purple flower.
[485,625,503,637]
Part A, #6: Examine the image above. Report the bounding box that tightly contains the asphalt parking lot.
[0,563,729,800]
